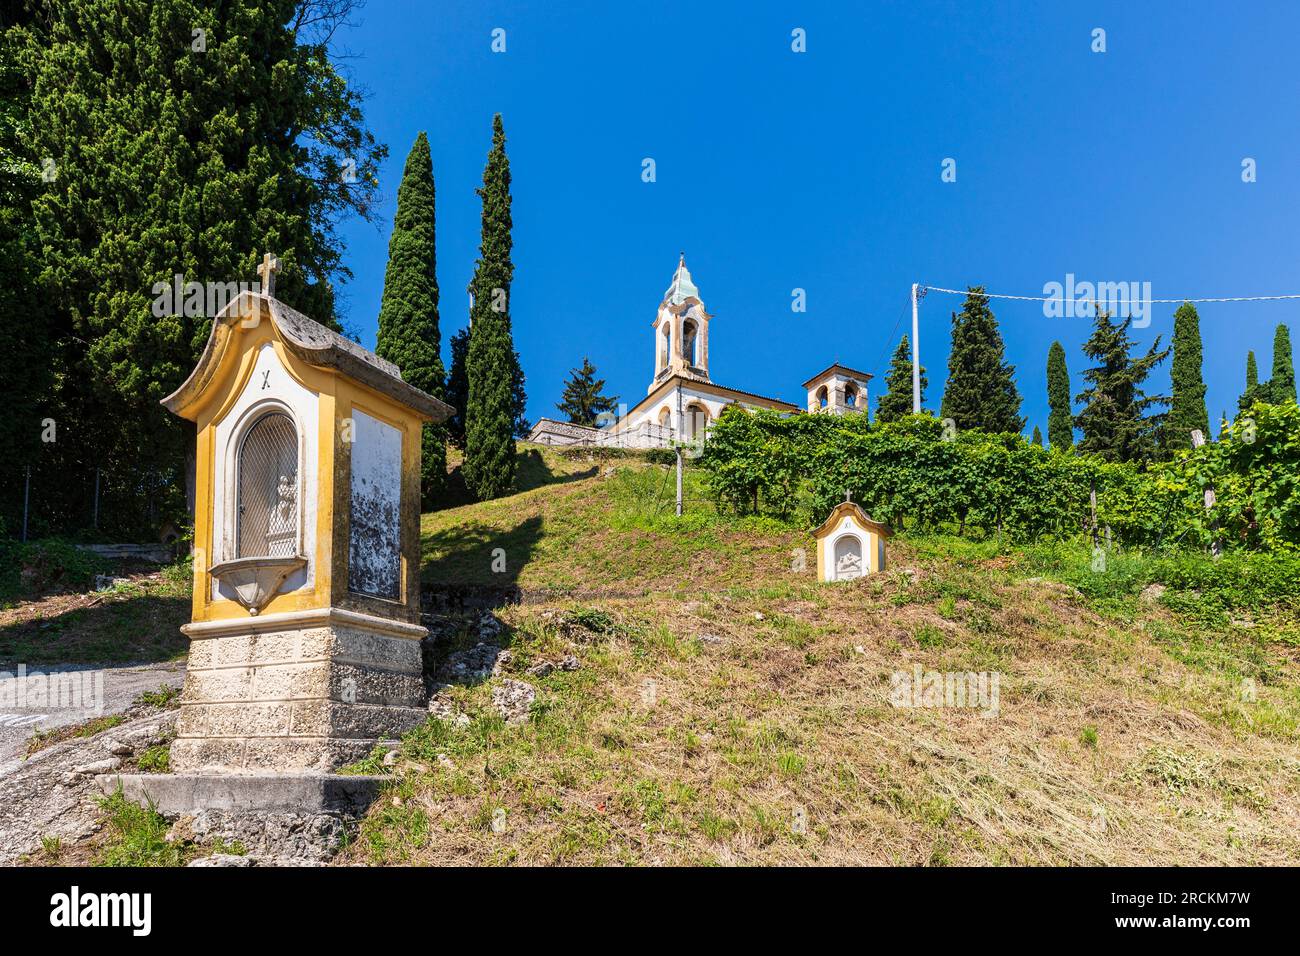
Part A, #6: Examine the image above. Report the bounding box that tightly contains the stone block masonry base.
[172,620,426,773]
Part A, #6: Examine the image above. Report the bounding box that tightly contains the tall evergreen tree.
[463,114,518,500]
[876,334,926,422]
[20,0,385,534]
[445,327,470,447]
[1268,323,1296,404]
[1075,309,1170,463]
[940,287,1025,433]
[1031,425,1043,446]
[1046,340,1073,451]
[376,132,446,507]
[0,7,53,533]
[510,345,530,437]
[556,358,618,426]
[1167,302,1209,449]
[1238,350,1265,412]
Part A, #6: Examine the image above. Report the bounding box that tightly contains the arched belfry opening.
[650,254,711,392]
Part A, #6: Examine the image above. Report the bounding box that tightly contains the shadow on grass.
[421,514,544,591]
[0,593,190,666]
[431,448,597,511]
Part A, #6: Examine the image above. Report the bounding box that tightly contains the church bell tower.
[650,254,712,392]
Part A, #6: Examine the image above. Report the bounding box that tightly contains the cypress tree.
[463,114,518,500]
[940,287,1025,433]
[1167,302,1209,449]
[1269,323,1296,404]
[376,133,446,507]
[0,9,53,532]
[1238,350,1264,412]
[445,327,470,447]
[1075,309,1170,463]
[1031,425,1043,446]
[22,0,384,533]
[876,335,926,422]
[556,358,618,426]
[1046,340,1073,451]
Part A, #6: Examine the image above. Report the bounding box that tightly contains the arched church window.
[685,403,710,441]
[660,324,671,367]
[236,411,300,558]
[817,386,829,409]
[682,319,698,366]
[844,383,858,407]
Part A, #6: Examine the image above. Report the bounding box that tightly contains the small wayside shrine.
[813,496,893,582]
[160,255,452,773]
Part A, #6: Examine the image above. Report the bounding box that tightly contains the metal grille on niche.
[236,412,299,558]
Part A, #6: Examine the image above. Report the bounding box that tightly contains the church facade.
[528,256,869,449]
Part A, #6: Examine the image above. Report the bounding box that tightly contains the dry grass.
[343,449,1300,866]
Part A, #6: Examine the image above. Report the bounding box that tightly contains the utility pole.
[911,283,924,413]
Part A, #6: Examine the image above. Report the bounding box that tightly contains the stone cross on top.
[844,490,853,503]
[256,252,280,297]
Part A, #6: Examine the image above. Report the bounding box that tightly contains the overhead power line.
[922,286,1300,306]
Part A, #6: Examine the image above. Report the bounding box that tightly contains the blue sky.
[332,0,1300,435]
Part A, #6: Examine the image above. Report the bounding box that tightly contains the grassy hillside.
[344,443,1300,866]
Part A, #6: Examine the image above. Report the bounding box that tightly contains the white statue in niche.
[835,548,863,579]
[265,473,298,556]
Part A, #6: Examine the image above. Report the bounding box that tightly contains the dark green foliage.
[876,335,925,422]
[12,0,385,536]
[1167,302,1210,450]
[1075,309,1169,463]
[940,288,1024,433]
[0,8,51,534]
[556,358,618,426]
[1046,341,1073,451]
[1238,351,1265,413]
[463,115,518,500]
[376,132,446,506]
[1269,324,1296,404]
[1031,425,1043,446]
[701,403,1300,552]
[445,327,470,447]
[510,346,530,438]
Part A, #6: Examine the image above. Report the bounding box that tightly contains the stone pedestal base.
[173,612,426,774]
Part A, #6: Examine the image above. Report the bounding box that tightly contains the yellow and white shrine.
[160,254,452,773]
[813,498,893,581]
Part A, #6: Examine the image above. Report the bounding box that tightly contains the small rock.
[492,679,537,724]
[478,612,504,639]
[436,753,455,771]
[1140,583,1167,604]
[854,645,866,655]
[106,740,133,757]
[189,853,252,867]
[72,757,121,776]
[443,642,510,682]
[697,633,724,646]
[382,750,399,768]
[454,714,471,728]
[525,660,554,678]
[752,612,765,621]
[557,654,580,671]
